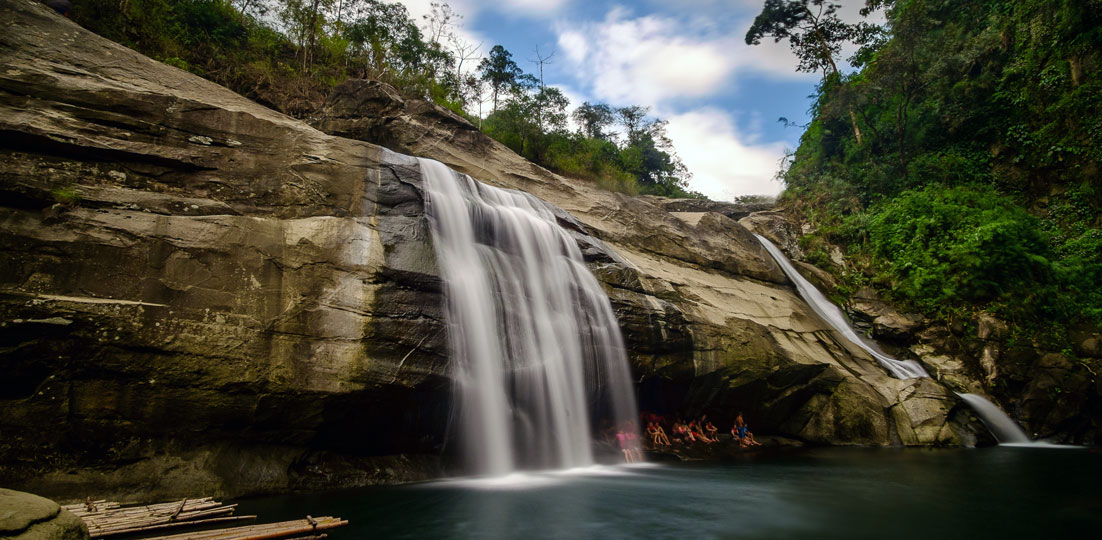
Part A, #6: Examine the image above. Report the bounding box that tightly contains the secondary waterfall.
[754,234,928,379]
[753,234,1044,444]
[420,158,639,476]
[957,393,1031,443]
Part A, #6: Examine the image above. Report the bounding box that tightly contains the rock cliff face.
[0,0,985,500]
[743,209,1102,445]
[313,80,986,447]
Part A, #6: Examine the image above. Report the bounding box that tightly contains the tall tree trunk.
[303,0,321,72]
[806,6,863,145]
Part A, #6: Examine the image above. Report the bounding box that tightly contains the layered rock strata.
[0,0,985,500]
[313,81,986,449]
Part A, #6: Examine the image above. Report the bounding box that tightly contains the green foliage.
[746,0,871,76]
[477,45,524,112]
[767,0,1102,337]
[70,1,701,198]
[572,102,616,141]
[478,47,698,198]
[865,185,1052,312]
[50,186,81,206]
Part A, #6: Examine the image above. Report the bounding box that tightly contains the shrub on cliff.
[865,185,1052,313]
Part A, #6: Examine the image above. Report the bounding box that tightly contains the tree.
[450,35,482,106]
[619,119,692,195]
[745,0,866,143]
[332,0,365,27]
[478,45,523,113]
[232,0,271,17]
[616,105,650,145]
[278,0,336,71]
[462,73,488,127]
[421,1,456,44]
[344,2,419,77]
[342,1,454,99]
[572,102,616,141]
[529,45,554,90]
[533,86,570,133]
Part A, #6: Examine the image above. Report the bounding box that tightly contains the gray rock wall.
[311,79,987,448]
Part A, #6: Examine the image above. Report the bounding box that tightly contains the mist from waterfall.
[419,157,639,476]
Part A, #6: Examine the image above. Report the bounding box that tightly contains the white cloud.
[558,30,588,64]
[555,9,741,105]
[394,0,482,20]
[495,0,573,17]
[419,0,571,19]
[664,108,787,200]
[554,8,821,107]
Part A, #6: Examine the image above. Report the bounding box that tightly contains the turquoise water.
[236,447,1101,539]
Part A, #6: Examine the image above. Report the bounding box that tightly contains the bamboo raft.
[61,497,256,538]
[140,517,347,540]
[61,498,347,540]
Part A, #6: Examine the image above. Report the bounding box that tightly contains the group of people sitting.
[642,412,762,449]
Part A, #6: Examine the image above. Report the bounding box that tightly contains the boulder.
[975,312,1009,341]
[0,489,87,540]
[738,211,805,259]
[848,287,925,343]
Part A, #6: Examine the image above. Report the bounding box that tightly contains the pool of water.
[236,447,1102,539]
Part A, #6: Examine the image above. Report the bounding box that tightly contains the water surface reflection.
[237,447,1100,539]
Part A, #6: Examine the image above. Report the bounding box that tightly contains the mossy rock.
[0,488,88,540]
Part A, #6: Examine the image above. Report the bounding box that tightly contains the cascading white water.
[754,234,928,379]
[419,157,639,476]
[753,234,1046,445]
[956,393,1031,443]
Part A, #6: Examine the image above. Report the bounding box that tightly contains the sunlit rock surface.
[313,80,985,448]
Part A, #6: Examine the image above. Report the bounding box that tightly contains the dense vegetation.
[66,0,698,197]
[749,0,1101,346]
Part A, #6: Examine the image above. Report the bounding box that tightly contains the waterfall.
[956,393,1031,444]
[753,234,928,379]
[753,234,1046,445]
[419,158,639,476]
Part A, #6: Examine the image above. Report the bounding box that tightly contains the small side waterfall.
[754,234,928,379]
[957,393,1031,443]
[753,234,1046,445]
[420,158,639,476]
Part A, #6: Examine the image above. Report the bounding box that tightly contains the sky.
[389,0,871,201]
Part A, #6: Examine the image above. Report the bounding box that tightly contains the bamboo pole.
[91,516,258,537]
[71,497,244,538]
[141,517,347,540]
[84,504,234,525]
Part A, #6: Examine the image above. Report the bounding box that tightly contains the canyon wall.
[0,0,983,500]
